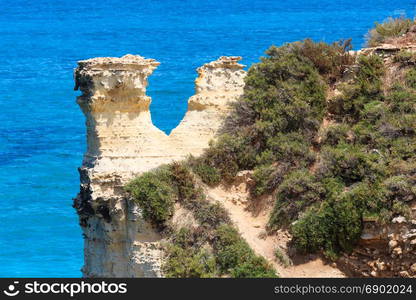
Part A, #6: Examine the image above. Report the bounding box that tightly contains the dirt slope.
[204,173,345,278]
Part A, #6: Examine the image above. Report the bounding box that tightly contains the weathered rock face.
[339,210,416,278]
[73,54,246,277]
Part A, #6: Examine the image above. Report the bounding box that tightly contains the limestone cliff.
[73,54,246,277]
[73,44,415,279]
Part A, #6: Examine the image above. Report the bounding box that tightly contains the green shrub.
[393,50,416,65]
[356,55,385,95]
[391,200,412,220]
[231,256,277,278]
[362,100,385,122]
[197,134,255,183]
[163,228,218,278]
[319,123,351,146]
[191,200,231,230]
[191,161,221,186]
[252,164,275,196]
[214,225,277,277]
[388,136,416,161]
[290,178,410,258]
[386,85,416,114]
[169,161,199,201]
[366,17,415,47]
[268,169,325,229]
[379,113,416,140]
[169,161,231,229]
[297,39,355,83]
[405,68,416,89]
[126,161,230,230]
[291,182,376,258]
[164,245,218,278]
[351,121,379,146]
[274,248,292,267]
[383,175,416,203]
[125,167,175,227]
[266,132,316,165]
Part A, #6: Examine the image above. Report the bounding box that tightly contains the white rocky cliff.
[73,54,246,277]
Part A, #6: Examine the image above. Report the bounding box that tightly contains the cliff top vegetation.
[126,17,416,276]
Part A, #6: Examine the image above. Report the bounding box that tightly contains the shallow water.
[0,0,414,277]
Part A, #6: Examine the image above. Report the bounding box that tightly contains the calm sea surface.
[0,0,415,277]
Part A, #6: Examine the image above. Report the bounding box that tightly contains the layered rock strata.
[73,55,246,277]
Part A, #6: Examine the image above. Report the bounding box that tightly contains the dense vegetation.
[126,18,415,276]
[192,39,354,186]
[162,224,276,278]
[189,17,415,260]
[126,162,276,277]
[366,17,416,47]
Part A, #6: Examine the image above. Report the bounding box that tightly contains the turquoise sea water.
[0,0,415,277]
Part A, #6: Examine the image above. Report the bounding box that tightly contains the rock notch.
[73,54,246,277]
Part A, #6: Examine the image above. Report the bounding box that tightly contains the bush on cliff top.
[289,27,415,257]
[268,169,325,229]
[126,161,231,230]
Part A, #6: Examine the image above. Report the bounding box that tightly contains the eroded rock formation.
[73,54,246,277]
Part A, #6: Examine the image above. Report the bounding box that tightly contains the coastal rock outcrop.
[339,211,416,277]
[73,54,246,277]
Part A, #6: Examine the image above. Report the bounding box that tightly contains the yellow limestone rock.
[73,54,246,277]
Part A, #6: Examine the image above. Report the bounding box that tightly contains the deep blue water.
[0,0,415,277]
